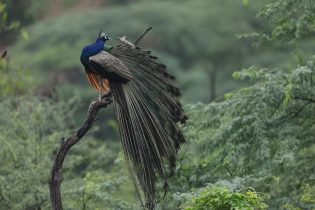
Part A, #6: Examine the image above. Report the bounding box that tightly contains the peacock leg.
[97,75,103,101]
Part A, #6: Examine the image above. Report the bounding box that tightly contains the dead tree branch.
[49,93,113,210]
[134,27,152,45]
[117,27,152,48]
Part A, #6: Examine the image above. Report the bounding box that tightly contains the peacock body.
[80,31,186,209]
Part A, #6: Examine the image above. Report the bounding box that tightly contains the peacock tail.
[89,43,186,209]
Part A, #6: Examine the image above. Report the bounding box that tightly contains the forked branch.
[49,93,113,210]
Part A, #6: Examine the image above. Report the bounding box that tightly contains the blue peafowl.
[80,30,186,210]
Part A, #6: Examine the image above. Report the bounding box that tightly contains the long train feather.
[90,43,186,209]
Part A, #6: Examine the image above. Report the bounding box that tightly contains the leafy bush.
[0,54,33,100]
[163,59,315,209]
[0,96,77,209]
[185,186,268,210]
[0,95,140,210]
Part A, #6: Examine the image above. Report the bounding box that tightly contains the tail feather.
[108,45,186,209]
[86,71,110,93]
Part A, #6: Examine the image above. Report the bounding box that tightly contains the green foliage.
[63,171,142,210]
[4,0,48,25]
[0,55,33,100]
[185,186,268,210]
[0,96,77,209]
[0,0,28,39]
[165,59,315,209]
[282,184,315,210]
[0,1,20,32]
[240,0,315,53]
[0,95,139,210]
[258,0,315,45]
[0,56,137,209]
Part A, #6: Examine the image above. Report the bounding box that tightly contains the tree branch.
[117,27,152,48]
[49,93,113,210]
[134,27,152,45]
[1,50,7,58]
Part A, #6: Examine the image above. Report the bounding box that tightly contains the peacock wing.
[89,50,133,83]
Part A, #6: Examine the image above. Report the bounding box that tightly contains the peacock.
[80,30,186,209]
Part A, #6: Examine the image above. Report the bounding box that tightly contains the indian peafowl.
[80,31,186,209]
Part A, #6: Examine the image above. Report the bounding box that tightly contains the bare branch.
[1,50,7,58]
[49,93,113,210]
[134,27,152,45]
[117,27,153,48]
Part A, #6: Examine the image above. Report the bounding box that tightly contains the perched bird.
[80,31,186,209]
[80,32,111,99]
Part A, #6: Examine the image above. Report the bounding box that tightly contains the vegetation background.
[0,0,314,209]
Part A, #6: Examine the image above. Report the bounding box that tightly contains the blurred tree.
[4,0,33,25]
[0,1,31,99]
[0,0,29,50]
[0,1,21,33]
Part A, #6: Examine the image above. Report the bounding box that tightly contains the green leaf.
[20,29,29,40]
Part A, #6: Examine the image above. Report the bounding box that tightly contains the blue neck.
[80,38,106,67]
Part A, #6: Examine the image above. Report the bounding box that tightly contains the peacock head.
[99,31,111,41]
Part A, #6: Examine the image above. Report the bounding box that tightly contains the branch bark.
[49,93,113,210]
